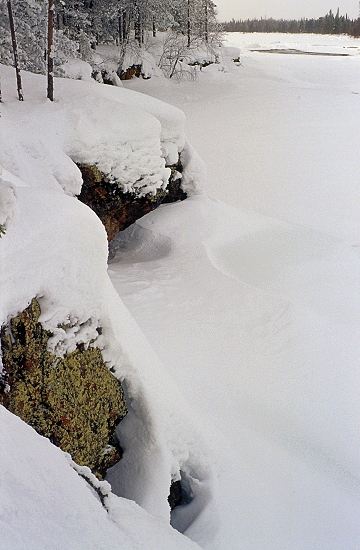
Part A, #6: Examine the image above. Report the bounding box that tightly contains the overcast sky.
[215,1,360,21]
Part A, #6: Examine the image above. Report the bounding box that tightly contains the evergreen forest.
[0,0,221,77]
[223,9,360,38]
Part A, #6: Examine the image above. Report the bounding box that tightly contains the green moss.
[0,298,127,478]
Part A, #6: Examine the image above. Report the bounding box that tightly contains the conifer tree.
[0,0,47,75]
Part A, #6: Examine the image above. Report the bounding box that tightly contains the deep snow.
[0,64,215,549]
[109,33,360,549]
[1,31,360,550]
[0,406,202,550]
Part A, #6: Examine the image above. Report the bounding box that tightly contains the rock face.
[0,298,127,479]
[77,160,187,242]
[118,64,142,80]
[168,480,183,510]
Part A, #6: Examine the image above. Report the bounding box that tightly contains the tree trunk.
[122,10,127,41]
[7,0,24,101]
[187,0,191,47]
[152,18,156,38]
[47,0,54,101]
[134,13,141,44]
[204,0,208,42]
[118,13,123,44]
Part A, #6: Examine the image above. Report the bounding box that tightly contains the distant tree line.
[223,9,360,38]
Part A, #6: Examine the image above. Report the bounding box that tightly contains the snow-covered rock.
[0,64,216,549]
[0,65,198,197]
[59,58,93,81]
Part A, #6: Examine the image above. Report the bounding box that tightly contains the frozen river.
[112,34,360,549]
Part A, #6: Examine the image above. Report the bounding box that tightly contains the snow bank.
[180,140,206,195]
[0,64,215,548]
[0,178,217,542]
[63,92,170,196]
[0,64,196,198]
[0,406,201,550]
[0,168,18,231]
[83,78,187,165]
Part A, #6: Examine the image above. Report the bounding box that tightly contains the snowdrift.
[0,65,217,548]
[0,406,201,550]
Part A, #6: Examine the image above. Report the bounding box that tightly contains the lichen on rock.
[0,298,127,479]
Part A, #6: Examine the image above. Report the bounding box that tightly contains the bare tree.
[158,32,196,80]
[133,1,141,44]
[7,0,24,101]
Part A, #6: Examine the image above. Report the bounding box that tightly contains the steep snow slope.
[0,406,201,550]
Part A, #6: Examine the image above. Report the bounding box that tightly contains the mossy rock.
[0,298,127,478]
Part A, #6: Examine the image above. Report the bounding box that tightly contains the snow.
[0,406,201,550]
[109,33,360,549]
[0,65,188,197]
[0,64,214,548]
[0,168,18,230]
[1,31,360,550]
[59,58,93,81]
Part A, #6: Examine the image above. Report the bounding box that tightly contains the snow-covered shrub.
[0,170,18,232]
[158,33,198,80]
[54,31,82,75]
[59,58,93,81]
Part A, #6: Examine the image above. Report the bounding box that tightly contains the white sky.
[215,0,360,21]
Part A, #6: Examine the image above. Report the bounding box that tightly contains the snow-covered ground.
[109,33,360,549]
[2,32,360,550]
